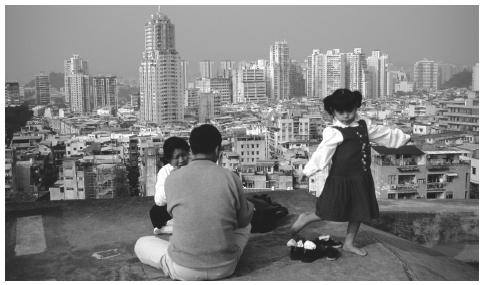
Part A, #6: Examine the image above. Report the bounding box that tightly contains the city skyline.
[5,5,479,83]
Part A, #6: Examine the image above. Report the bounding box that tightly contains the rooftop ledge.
[5,190,478,281]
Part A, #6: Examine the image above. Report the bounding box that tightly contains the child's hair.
[323,89,362,116]
[163,136,190,163]
[189,124,222,155]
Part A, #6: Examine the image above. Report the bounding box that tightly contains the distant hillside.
[25,72,64,89]
[441,69,472,89]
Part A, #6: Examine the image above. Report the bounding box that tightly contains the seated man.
[134,124,254,280]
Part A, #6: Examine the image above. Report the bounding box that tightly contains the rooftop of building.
[5,190,477,281]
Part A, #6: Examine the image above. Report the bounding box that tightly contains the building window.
[388,175,396,184]
[445,192,453,199]
[472,167,476,175]
[388,193,396,199]
[417,178,425,184]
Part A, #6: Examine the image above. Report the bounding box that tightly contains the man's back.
[165,159,250,269]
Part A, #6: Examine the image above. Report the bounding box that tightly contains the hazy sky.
[5,5,479,83]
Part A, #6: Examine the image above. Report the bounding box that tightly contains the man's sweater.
[165,159,253,269]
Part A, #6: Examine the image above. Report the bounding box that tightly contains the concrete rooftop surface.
[5,190,479,281]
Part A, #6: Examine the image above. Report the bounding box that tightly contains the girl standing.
[291,89,411,256]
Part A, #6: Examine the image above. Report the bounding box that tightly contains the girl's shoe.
[287,238,305,260]
[317,234,343,248]
[300,240,325,263]
[324,246,341,261]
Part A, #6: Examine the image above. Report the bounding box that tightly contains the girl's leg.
[342,221,367,256]
[134,236,170,270]
[290,212,322,235]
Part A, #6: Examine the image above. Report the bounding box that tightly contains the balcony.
[397,165,420,172]
[427,182,447,190]
[392,184,419,192]
[426,163,450,171]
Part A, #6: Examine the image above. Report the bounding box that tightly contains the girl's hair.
[323,89,362,116]
[163,136,190,163]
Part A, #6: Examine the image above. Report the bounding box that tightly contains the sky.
[5,5,479,83]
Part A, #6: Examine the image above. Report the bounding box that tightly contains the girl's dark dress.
[315,120,379,222]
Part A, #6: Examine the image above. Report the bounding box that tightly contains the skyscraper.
[200,60,215,79]
[64,54,90,114]
[5,82,21,106]
[472,63,478,91]
[323,49,346,98]
[92,75,118,111]
[139,9,184,124]
[366,50,390,99]
[305,49,324,98]
[269,40,290,101]
[347,48,367,96]
[289,60,305,98]
[180,59,189,93]
[35,73,50,105]
[413,59,439,91]
[219,60,235,79]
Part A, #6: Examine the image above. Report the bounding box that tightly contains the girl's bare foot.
[342,244,367,256]
[290,213,309,235]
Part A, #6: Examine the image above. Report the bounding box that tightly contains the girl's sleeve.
[303,127,343,177]
[154,167,169,206]
[366,119,411,148]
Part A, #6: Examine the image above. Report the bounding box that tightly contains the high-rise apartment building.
[413,59,439,91]
[92,75,118,111]
[200,60,215,79]
[219,60,235,78]
[195,77,232,105]
[347,48,367,96]
[289,60,305,98]
[323,49,346,97]
[198,92,219,122]
[366,51,390,99]
[6,82,21,106]
[438,63,457,87]
[139,10,184,124]
[269,41,290,101]
[180,60,189,93]
[35,73,50,105]
[305,49,324,98]
[64,54,90,114]
[472,63,479,91]
[233,62,268,104]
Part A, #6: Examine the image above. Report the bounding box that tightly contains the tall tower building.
[366,50,390,99]
[323,49,346,98]
[200,60,215,79]
[472,63,479,92]
[5,82,21,106]
[289,60,305,98]
[305,49,324,98]
[35,73,50,105]
[347,48,367,96]
[64,54,90,114]
[180,60,189,93]
[269,40,290,101]
[139,9,184,124]
[92,75,118,111]
[413,59,439,91]
[220,60,235,79]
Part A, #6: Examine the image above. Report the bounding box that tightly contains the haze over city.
[5,5,479,83]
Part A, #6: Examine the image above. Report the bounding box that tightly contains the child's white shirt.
[303,116,411,197]
[154,163,174,206]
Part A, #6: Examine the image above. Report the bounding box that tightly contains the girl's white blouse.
[303,117,411,182]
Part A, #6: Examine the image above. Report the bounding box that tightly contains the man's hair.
[323,88,362,116]
[163,136,190,163]
[189,124,222,155]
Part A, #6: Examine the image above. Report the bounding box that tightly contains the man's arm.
[233,173,254,228]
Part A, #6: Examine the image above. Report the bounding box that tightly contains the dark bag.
[247,194,289,233]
